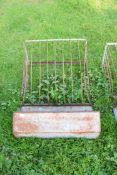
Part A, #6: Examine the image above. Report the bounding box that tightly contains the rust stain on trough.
[13,112,100,138]
[13,114,38,136]
[84,115,93,121]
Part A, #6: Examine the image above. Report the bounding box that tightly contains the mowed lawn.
[0,0,117,174]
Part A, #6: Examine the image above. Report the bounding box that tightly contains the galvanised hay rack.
[102,42,117,120]
[13,38,100,138]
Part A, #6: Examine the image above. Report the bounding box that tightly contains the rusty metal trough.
[13,39,100,138]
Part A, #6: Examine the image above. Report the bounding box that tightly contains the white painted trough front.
[13,111,100,138]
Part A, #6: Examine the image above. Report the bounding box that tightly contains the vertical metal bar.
[102,43,114,94]
[62,42,65,103]
[53,41,57,103]
[115,44,117,50]
[107,46,117,95]
[102,45,108,65]
[30,44,33,103]
[46,42,50,103]
[85,41,90,103]
[39,42,42,103]
[114,45,117,94]
[21,45,29,103]
[103,62,108,80]
[102,44,109,82]
[102,46,109,81]
[85,41,90,86]
[105,50,113,92]
[78,41,83,103]
[113,45,117,95]
[84,41,90,103]
[69,40,74,102]
[104,55,111,89]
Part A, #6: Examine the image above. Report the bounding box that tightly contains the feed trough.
[13,39,100,138]
[102,42,117,120]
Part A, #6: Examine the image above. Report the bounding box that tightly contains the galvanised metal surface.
[20,104,93,112]
[113,107,117,121]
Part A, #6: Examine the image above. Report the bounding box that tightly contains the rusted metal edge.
[31,61,81,65]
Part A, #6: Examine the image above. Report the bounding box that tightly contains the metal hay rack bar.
[102,43,117,99]
[21,38,90,105]
[102,42,117,121]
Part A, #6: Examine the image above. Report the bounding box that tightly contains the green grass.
[0,0,117,174]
